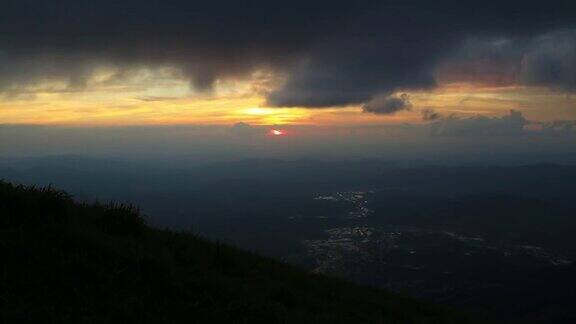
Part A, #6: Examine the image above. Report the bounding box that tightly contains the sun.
[270,129,286,136]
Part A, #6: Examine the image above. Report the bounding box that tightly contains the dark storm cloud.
[266,2,576,107]
[438,30,576,90]
[519,31,576,91]
[1,1,576,105]
[362,94,412,115]
[0,0,374,93]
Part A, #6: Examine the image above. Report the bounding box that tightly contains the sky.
[1,1,576,161]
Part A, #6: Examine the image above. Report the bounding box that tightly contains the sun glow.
[270,129,286,136]
[244,107,271,115]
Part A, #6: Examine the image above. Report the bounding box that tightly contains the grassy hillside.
[0,181,469,323]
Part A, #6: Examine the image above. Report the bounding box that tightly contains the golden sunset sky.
[1,66,573,127]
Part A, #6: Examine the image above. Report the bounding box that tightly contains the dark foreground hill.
[0,181,469,323]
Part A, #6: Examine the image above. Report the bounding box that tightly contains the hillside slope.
[0,181,469,323]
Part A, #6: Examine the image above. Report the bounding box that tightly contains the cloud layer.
[1,0,576,109]
[430,110,527,136]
